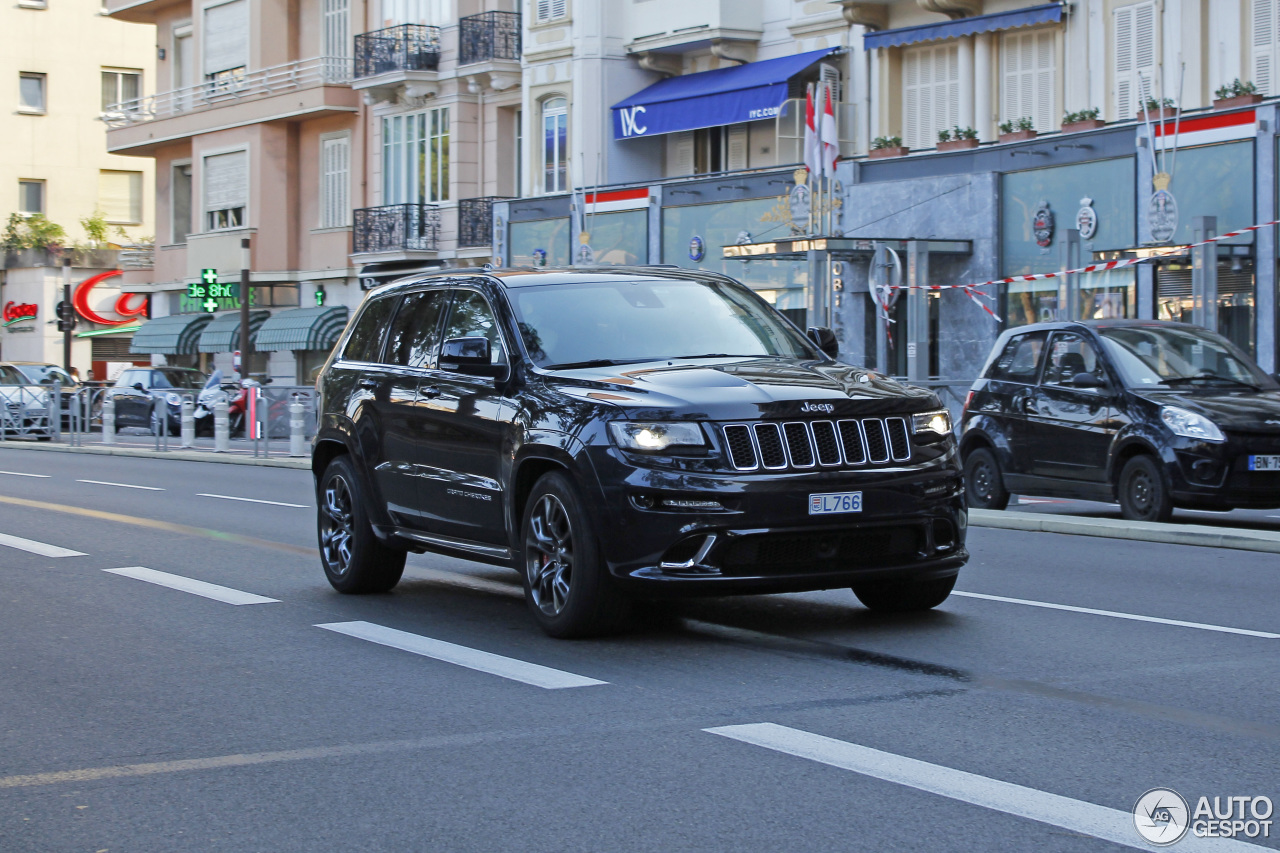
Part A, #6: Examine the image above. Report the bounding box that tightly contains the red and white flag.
[803,83,820,177]
[820,82,839,178]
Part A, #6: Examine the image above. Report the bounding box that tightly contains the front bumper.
[585,446,968,595]
[1165,432,1280,509]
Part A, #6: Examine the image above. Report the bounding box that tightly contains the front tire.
[317,455,406,593]
[521,471,629,638]
[1117,454,1174,523]
[963,447,1010,510]
[852,574,957,613]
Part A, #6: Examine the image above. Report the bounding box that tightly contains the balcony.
[458,197,511,248]
[355,25,441,79]
[104,57,358,155]
[353,204,441,255]
[459,12,521,65]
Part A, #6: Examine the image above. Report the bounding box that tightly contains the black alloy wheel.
[1117,454,1174,523]
[852,574,957,613]
[963,447,1010,510]
[521,471,629,638]
[318,455,406,593]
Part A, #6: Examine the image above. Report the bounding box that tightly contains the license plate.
[1248,455,1280,471]
[809,491,863,515]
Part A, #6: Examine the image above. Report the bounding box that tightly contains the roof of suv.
[396,266,720,290]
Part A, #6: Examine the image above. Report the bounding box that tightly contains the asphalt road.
[1,447,1278,852]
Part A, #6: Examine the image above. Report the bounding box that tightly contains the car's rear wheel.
[1117,454,1173,523]
[852,574,956,613]
[522,471,629,638]
[318,455,406,593]
[963,447,1010,510]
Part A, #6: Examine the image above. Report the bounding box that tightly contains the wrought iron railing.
[103,56,353,127]
[459,11,521,65]
[353,203,441,253]
[457,197,511,247]
[354,24,442,79]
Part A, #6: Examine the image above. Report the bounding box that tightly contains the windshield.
[157,369,207,389]
[507,279,818,369]
[17,365,75,385]
[1098,325,1274,390]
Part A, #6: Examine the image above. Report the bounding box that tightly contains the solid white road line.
[103,567,278,605]
[0,532,86,558]
[707,723,1267,853]
[77,479,164,491]
[951,590,1280,639]
[316,621,606,689]
[197,493,308,508]
[0,470,50,478]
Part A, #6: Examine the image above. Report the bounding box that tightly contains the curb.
[0,440,311,470]
[970,508,1280,555]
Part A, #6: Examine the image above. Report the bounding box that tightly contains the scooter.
[193,370,248,437]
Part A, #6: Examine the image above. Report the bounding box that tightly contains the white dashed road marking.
[104,567,278,605]
[706,723,1268,852]
[0,470,50,478]
[197,494,307,508]
[951,590,1280,638]
[77,479,164,491]
[316,621,607,689]
[0,532,86,558]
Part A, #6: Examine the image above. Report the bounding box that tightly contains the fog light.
[1191,459,1218,483]
[632,494,657,510]
[661,498,723,510]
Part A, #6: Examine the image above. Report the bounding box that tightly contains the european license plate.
[809,491,863,515]
[1248,455,1280,471]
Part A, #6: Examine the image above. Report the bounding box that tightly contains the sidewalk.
[0,432,310,469]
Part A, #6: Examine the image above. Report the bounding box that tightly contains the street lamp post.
[239,237,251,380]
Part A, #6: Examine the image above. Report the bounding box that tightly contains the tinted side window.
[442,290,507,365]
[0,366,23,384]
[342,296,398,363]
[151,372,171,388]
[987,331,1048,383]
[1043,332,1103,386]
[385,290,447,368]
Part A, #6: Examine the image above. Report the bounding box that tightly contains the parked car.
[107,366,207,435]
[9,362,85,427]
[960,320,1280,522]
[313,267,968,637]
[0,362,53,438]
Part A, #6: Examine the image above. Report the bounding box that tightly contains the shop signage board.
[184,268,251,313]
[3,301,38,331]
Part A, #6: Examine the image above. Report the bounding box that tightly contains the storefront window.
[583,209,647,265]
[510,217,570,267]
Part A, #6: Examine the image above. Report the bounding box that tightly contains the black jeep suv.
[312,267,967,636]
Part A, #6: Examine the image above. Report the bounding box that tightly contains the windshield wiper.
[1163,375,1261,391]
[543,358,651,370]
[670,353,766,360]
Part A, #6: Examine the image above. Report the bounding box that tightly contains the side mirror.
[441,336,506,379]
[807,326,839,359]
[133,382,147,393]
[1070,372,1107,389]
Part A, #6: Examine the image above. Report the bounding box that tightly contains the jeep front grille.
[721,418,912,471]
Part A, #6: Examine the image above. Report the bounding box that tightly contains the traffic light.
[55,301,77,333]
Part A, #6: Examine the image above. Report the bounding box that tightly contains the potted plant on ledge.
[1062,108,1104,133]
[1213,79,1263,110]
[869,135,909,159]
[998,117,1037,142]
[1138,97,1178,120]
[937,126,979,151]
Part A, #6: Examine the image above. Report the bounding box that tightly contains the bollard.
[213,397,230,452]
[102,395,116,445]
[51,383,61,442]
[180,398,195,448]
[289,399,306,457]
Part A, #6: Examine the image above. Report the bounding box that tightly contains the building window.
[1113,1,1156,119]
[382,0,449,26]
[541,97,568,193]
[19,72,46,113]
[320,133,350,228]
[203,0,248,90]
[18,180,44,214]
[203,149,248,231]
[535,0,567,24]
[1253,0,1279,96]
[515,108,523,195]
[99,170,143,224]
[322,0,349,81]
[382,108,450,205]
[172,162,192,244]
[101,69,141,111]
[902,43,958,151]
[1001,30,1056,132]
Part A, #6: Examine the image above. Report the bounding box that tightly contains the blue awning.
[612,47,838,140]
[863,3,1064,50]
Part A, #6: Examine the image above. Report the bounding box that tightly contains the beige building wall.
[2,2,156,242]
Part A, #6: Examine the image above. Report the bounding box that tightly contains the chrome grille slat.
[722,424,758,470]
[721,417,911,472]
[753,423,788,469]
[782,422,815,468]
[886,417,911,461]
[810,420,842,466]
[862,418,890,463]
[837,419,866,464]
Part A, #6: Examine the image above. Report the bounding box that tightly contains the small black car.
[108,366,206,435]
[313,267,968,637]
[960,320,1280,522]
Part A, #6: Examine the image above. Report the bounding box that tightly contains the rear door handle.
[359,378,378,389]
[418,385,442,399]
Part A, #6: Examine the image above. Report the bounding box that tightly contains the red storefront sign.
[72,270,149,326]
[2,301,38,326]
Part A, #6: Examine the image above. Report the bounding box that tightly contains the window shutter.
[1001,31,1056,131]
[727,125,748,171]
[669,131,694,176]
[903,43,958,150]
[537,0,565,23]
[203,0,248,76]
[904,49,920,149]
[321,136,350,228]
[99,170,142,223]
[323,0,349,58]
[1254,0,1278,96]
[819,63,842,102]
[1114,5,1134,118]
[1034,31,1055,130]
[1134,2,1157,104]
[204,150,247,213]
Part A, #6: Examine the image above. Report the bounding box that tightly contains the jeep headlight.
[1160,406,1224,442]
[912,409,952,436]
[608,421,706,452]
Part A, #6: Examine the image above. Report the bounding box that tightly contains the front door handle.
[1022,397,1038,415]
[419,385,442,399]
[359,378,378,389]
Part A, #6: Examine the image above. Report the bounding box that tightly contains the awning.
[197,310,270,353]
[863,3,1064,50]
[128,312,213,355]
[612,47,838,140]
[254,306,350,352]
